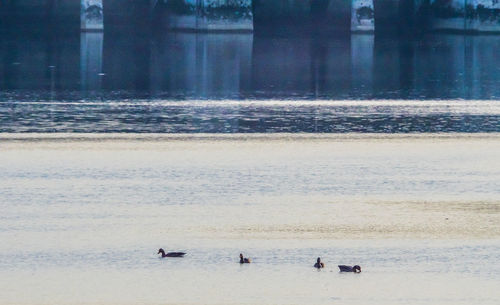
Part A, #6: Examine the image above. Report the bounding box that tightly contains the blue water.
[1,100,500,133]
[1,32,500,133]
[1,29,500,305]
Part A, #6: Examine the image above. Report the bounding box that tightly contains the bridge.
[1,0,499,34]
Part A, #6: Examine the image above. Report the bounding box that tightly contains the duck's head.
[317,257,321,263]
[353,265,361,273]
[239,253,244,259]
[158,248,165,255]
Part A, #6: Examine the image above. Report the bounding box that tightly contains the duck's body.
[158,248,186,258]
[314,257,325,269]
[338,265,361,273]
[239,253,251,264]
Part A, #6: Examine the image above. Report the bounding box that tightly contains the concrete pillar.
[253,0,352,33]
[351,0,375,32]
[325,0,352,30]
[81,0,103,31]
[373,0,414,34]
[253,0,311,22]
[252,0,318,34]
[1,1,79,31]
[164,0,253,32]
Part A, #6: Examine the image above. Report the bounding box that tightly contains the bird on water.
[338,265,361,273]
[239,253,251,263]
[314,257,325,269]
[158,248,186,257]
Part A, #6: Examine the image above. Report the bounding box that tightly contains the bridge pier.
[253,0,352,34]
[351,0,375,32]
[2,0,497,34]
[81,0,103,31]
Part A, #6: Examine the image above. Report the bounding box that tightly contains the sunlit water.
[1,135,500,305]
[2,31,500,133]
[1,99,500,132]
[2,29,500,305]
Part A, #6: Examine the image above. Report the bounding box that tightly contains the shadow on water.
[1,29,500,101]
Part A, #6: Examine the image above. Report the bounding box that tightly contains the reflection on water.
[352,34,373,96]
[80,33,103,92]
[1,100,500,133]
[1,31,499,100]
[150,33,252,98]
[1,31,500,133]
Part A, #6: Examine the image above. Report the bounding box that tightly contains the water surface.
[2,32,500,133]
[2,29,500,305]
[2,32,500,100]
[1,135,500,305]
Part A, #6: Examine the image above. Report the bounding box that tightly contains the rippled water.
[1,29,500,305]
[1,100,500,132]
[2,31,500,133]
[1,135,500,305]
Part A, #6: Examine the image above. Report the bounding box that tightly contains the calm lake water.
[1,30,500,305]
[1,135,500,305]
[2,31,500,100]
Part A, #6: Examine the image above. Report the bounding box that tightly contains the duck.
[239,253,251,263]
[338,265,361,273]
[314,257,325,269]
[158,248,186,257]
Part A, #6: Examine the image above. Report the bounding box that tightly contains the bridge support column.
[253,0,352,34]
[372,0,420,35]
[81,0,103,31]
[351,0,375,32]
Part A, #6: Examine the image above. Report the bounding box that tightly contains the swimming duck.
[314,257,325,269]
[158,248,186,257]
[239,253,251,263]
[338,265,361,273]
